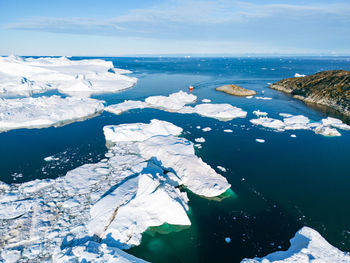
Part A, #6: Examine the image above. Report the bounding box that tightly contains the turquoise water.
[1,57,350,262]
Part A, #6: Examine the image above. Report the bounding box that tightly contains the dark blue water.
[1,57,350,262]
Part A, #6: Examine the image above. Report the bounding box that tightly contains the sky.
[0,0,350,56]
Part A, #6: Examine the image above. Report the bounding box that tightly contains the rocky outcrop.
[270,70,350,116]
[216,84,257,96]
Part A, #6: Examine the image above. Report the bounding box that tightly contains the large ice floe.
[0,119,230,262]
[0,55,137,97]
[242,226,350,263]
[250,114,350,137]
[0,95,104,132]
[106,91,247,121]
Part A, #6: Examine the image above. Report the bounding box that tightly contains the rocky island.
[216,84,257,96]
[270,70,350,116]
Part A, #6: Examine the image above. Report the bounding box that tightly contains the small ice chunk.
[321,117,350,130]
[195,137,205,143]
[202,127,212,132]
[44,156,59,162]
[217,166,227,172]
[225,237,231,243]
[279,113,293,118]
[196,126,201,129]
[223,129,233,133]
[294,73,306,77]
[256,139,265,143]
[314,126,341,137]
[255,97,272,100]
[250,117,285,130]
[202,99,211,103]
[246,96,253,99]
[253,110,268,117]
[291,134,296,138]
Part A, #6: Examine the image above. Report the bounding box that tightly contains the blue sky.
[1,0,350,56]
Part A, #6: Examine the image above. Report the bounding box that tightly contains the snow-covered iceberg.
[0,55,137,97]
[106,91,247,121]
[0,119,230,261]
[250,114,349,137]
[0,95,104,132]
[242,226,350,263]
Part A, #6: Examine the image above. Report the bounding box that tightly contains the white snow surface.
[0,95,104,132]
[242,226,350,263]
[0,55,137,97]
[106,91,247,121]
[250,114,349,137]
[104,120,230,198]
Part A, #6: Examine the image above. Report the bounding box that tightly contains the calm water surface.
[0,57,350,262]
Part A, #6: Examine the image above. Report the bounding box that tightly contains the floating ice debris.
[194,144,202,149]
[107,91,247,121]
[255,97,272,100]
[202,99,211,103]
[202,127,212,132]
[241,227,350,263]
[195,137,205,143]
[279,113,293,118]
[44,156,60,162]
[246,96,253,99]
[0,55,137,97]
[145,90,197,111]
[105,100,146,115]
[255,139,265,143]
[225,237,231,243]
[217,166,227,172]
[223,129,233,133]
[253,110,268,117]
[250,114,349,137]
[291,134,297,138]
[196,126,201,129]
[103,119,182,143]
[0,119,230,261]
[0,96,104,132]
[294,73,306,77]
[321,117,350,130]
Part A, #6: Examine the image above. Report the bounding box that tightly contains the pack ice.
[106,91,247,121]
[0,119,230,262]
[242,226,350,263]
[0,55,137,97]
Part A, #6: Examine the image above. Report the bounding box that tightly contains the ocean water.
[1,57,350,262]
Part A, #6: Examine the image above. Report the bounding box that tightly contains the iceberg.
[0,55,137,97]
[0,96,104,132]
[0,119,230,261]
[106,91,247,121]
[242,227,350,263]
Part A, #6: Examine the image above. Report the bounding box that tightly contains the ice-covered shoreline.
[0,119,230,262]
[0,55,137,97]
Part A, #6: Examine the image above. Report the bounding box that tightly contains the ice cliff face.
[0,55,137,97]
[0,119,230,262]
